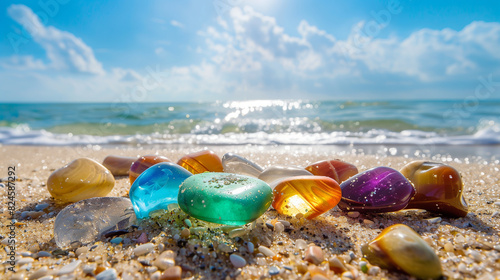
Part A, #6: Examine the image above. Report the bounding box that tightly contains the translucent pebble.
[54,197,135,247]
[272,176,341,219]
[295,239,307,250]
[274,222,285,233]
[222,153,263,177]
[230,253,247,268]
[304,245,324,265]
[129,155,171,184]
[102,155,137,176]
[153,250,175,270]
[47,158,115,203]
[339,167,415,213]
[400,161,468,217]
[258,166,313,185]
[129,162,192,219]
[362,224,442,279]
[178,173,272,225]
[177,150,223,174]
[134,243,154,256]
[305,159,358,183]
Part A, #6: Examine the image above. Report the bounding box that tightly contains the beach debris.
[102,155,137,176]
[305,159,358,183]
[130,162,192,219]
[54,197,135,247]
[338,167,415,213]
[129,155,171,184]
[258,166,313,186]
[362,224,442,279]
[400,160,468,217]
[177,150,223,174]
[272,176,341,219]
[47,158,115,203]
[178,173,273,225]
[222,152,264,177]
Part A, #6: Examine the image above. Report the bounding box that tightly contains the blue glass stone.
[130,162,192,219]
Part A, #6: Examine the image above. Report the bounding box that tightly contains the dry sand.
[0,144,499,279]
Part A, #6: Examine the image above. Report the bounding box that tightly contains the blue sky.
[1,0,499,102]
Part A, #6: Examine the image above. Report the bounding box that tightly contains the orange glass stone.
[400,161,468,217]
[305,159,358,183]
[177,150,223,174]
[272,176,342,219]
[129,155,171,184]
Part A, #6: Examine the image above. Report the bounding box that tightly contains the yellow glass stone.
[177,150,223,174]
[47,158,115,203]
[272,176,341,219]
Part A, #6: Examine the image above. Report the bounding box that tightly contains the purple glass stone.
[338,167,415,213]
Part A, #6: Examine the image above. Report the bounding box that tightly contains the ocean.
[1,100,499,159]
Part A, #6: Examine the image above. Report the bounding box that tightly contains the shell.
[400,161,468,217]
[177,150,223,174]
[362,224,442,279]
[47,158,115,203]
[102,155,137,176]
[129,155,171,184]
[305,159,358,183]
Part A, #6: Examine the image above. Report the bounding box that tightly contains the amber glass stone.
[305,159,358,183]
[177,150,223,174]
[129,155,171,184]
[272,176,342,219]
[400,161,468,217]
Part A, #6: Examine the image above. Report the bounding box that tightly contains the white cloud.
[7,4,104,75]
[170,20,184,28]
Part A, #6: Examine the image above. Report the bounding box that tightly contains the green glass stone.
[178,172,273,225]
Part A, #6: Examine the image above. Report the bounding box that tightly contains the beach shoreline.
[1,144,499,279]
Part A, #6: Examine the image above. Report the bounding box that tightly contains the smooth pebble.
[134,243,154,256]
[230,253,247,268]
[95,268,118,280]
[304,245,324,265]
[269,266,280,275]
[56,260,81,275]
[258,245,276,257]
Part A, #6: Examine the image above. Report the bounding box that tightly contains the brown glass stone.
[400,160,468,217]
[129,155,171,184]
[102,155,137,176]
[305,159,358,183]
[176,150,223,174]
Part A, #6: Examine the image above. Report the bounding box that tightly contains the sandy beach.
[1,144,499,280]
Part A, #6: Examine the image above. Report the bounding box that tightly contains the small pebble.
[110,237,123,244]
[494,202,500,208]
[444,242,454,252]
[269,266,280,276]
[265,222,274,230]
[35,203,50,211]
[161,265,182,280]
[492,211,500,218]
[228,228,248,238]
[180,228,190,239]
[56,260,81,275]
[304,245,324,265]
[75,247,89,256]
[184,219,192,228]
[96,268,118,280]
[295,239,307,250]
[230,253,247,268]
[427,217,442,224]
[274,222,285,233]
[28,266,48,280]
[359,261,368,273]
[494,245,500,252]
[347,211,360,218]
[258,245,276,257]
[136,232,148,244]
[154,250,175,270]
[36,251,52,258]
[363,219,375,226]
[329,257,347,274]
[247,242,254,253]
[83,263,97,274]
[278,220,290,227]
[17,257,35,265]
[341,271,354,279]
[368,266,381,276]
[134,243,154,256]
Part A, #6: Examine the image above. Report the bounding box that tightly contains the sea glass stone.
[305,159,358,183]
[272,176,342,219]
[222,153,263,177]
[102,155,137,176]
[338,167,415,213]
[258,166,313,186]
[400,161,468,217]
[177,150,224,174]
[130,162,192,219]
[178,172,273,225]
[54,197,136,247]
[47,158,115,203]
[362,224,442,279]
[129,155,171,184]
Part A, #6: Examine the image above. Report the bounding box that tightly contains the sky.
[0,0,500,102]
